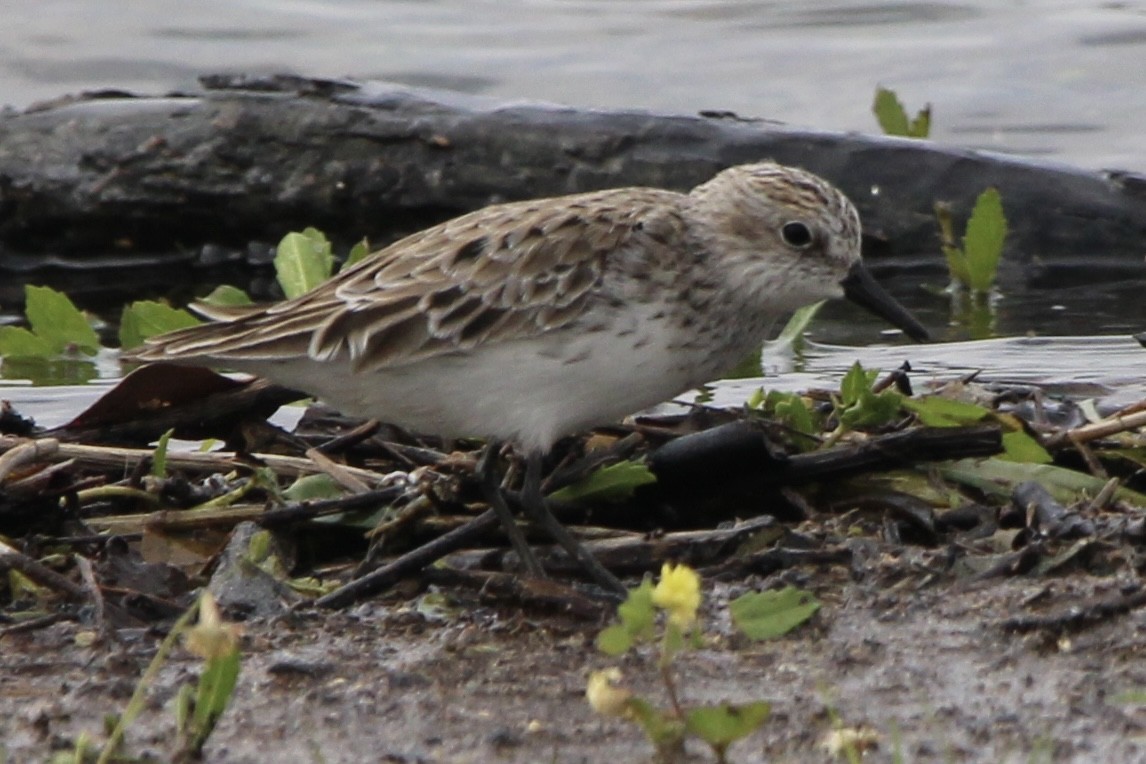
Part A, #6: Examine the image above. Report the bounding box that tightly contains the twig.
[0,436,384,483]
[0,540,88,601]
[420,567,608,619]
[75,555,107,641]
[315,418,381,454]
[1001,585,1146,634]
[1067,431,1108,479]
[314,509,502,609]
[86,505,269,535]
[259,486,405,526]
[305,447,372,494]
[0,610,77,636]
[1046,409,1146,448]
[0,438,59,482]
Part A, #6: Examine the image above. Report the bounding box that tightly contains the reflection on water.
[2,1,1145,171]
[709,335,1146,413]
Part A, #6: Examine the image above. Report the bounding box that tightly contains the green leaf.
[773,300,824,347]
[549,460,656,503]
[872,87,910,137]
[174,683,193,736]
[872,87,930,138]
[191,649,241,748]
[24,285,100,354]
[119,300,202,349]
[152,429,174,478]
[935,202,971,286]
[908,105,932,138]
[275,228,334,298]
[343,237,372,269]
[943,244,970,287]
[774,395,815,436]
[999,430,1053,464]
[730,586,821,640]
[768,391,821,450]
[0,325,54,358]
[836,362,903,430]
[595,624,633,656]
[840,362,869,407]
[627,698,687,750]
[840,388,904,430]
[939,458,1146,505]
[686,701,771,750]
[901,397,991,427]
[282,473,345,502]
[199,284,254,307]
[617,579,656,633]
[962,187,1007,293]
[597,579,656,655]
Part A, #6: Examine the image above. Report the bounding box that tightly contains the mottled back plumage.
[145,187,688,372]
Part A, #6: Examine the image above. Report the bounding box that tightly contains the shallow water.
[4,1,1145,172]
[2,1,1145,423]
[6,334,1142,432]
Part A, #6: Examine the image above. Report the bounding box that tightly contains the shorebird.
[130,162,929,594]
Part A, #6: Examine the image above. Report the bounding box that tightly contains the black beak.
[841,262,930,342]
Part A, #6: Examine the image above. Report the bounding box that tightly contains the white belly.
[239,306,763,454]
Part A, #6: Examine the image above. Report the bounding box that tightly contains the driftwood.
[2,74,1145,294]
[647,420,1004,514]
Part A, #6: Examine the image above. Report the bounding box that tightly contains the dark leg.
[521,451,626,595]
[477,442,546,578]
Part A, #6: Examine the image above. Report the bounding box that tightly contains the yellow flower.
[651,563,701,628]
[184,592,243,660]
[586,668,632,717]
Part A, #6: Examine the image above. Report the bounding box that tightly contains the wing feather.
[132,187,688,370]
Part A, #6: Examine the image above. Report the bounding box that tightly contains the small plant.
[0,285,100,359]
[120,229,372,345]
[587,563,820,763]
[174,592,243,758]
[51,593,244,764]
[0,228,368,382]
[872,87,931,139]
[746,388,822,451]
[829,361,905,442]
[936,187,1008,295]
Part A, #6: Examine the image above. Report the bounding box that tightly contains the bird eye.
[781,221,813,248]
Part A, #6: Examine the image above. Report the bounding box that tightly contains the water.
[3,1,1145,171]
[2,1,1145,423]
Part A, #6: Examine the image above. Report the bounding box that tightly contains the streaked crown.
[684,162,863,310]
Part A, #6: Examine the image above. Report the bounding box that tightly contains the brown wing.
[133,187,686,372]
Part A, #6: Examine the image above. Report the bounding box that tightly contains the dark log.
[649,421,1002,491]
[446,515,781,578]
[782,423,1004,482]
[2,74,1145,292]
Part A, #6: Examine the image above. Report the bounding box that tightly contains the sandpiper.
[130,162,929,594]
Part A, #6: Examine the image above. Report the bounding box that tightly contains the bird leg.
[477,442,546,578]
[521,451,627,595]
